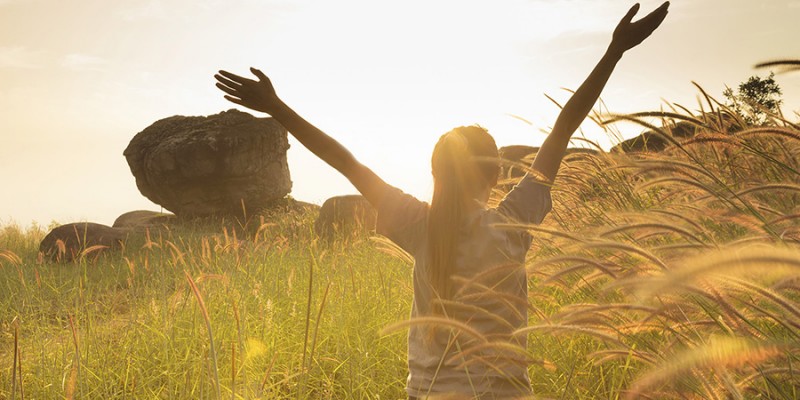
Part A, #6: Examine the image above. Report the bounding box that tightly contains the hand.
[609,2,669,55]
[214,67,282,114]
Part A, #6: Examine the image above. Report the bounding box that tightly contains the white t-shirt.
[376,174,552,399]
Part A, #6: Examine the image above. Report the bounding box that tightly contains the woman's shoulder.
[496,174,553,225]
[374,186,429,254]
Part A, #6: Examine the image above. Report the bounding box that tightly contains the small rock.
[113,210,175,231]
[314,195,376,239]
[499,145,539,181]
[498,145,597,184]
[39,223,127,262]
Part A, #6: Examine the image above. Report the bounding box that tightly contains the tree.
[723,72,783,125]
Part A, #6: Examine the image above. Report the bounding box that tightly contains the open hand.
[214,68,281,114]
[610,2,669,54]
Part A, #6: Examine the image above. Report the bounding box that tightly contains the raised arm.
[215,68,391,208]
[532,2,669,182]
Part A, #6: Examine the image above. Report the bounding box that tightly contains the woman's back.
[376,175,551,398]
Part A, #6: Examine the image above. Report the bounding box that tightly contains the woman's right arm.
[215,68,391,208]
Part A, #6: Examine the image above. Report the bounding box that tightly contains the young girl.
[215,3,668,398]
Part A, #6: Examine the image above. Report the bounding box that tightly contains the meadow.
[1,89,799,399]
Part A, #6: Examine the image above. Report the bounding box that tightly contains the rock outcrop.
[610,113,741,153]
[39,222,127,262]
[314,195,376,239]
[611,120,698,153]
[124,109,291,218]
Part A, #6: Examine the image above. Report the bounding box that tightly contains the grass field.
[2,96,800,399]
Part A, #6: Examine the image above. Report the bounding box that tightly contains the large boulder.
[39,222,127,262]
[124,109,291,218]
[314,195,376,239]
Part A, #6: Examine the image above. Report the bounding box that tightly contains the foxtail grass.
[184,270,222,399]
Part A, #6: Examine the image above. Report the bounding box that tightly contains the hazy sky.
[2,0,799,227]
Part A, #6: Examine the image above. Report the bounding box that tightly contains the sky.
[1,0,799,228]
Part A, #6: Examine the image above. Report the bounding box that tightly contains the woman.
[215,3,669,398]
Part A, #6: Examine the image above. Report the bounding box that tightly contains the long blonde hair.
[428,126,499,307]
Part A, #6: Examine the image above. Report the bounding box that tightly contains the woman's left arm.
[532,2,670,182]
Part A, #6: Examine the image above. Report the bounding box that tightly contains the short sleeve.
[375,186,429,255]
[497,173,552,225]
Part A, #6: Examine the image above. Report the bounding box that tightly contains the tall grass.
[1,88,799,398]
[517,92,800,398]
[0,213,410,398]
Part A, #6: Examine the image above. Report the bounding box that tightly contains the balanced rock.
[39,222,127,262]
[113,210,176,231]
[314,195,377,239]
[124,109,291,218]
